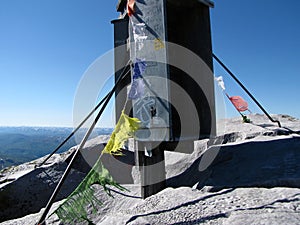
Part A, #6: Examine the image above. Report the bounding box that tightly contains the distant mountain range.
[0,126,113,170]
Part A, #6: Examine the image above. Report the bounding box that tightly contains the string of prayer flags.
[127,0,135,17]
[128,8,148,100]
[215,76,250,117]
[52,111,140,223]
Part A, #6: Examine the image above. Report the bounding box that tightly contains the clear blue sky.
[0,0,299,127]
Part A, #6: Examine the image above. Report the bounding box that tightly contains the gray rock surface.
[1,186,299,225]
[0,135,110,222]
[0,114,300,224]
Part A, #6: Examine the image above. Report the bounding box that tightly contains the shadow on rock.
[167,137,300,191]
[125,188,234,224]
[0,162,86,222]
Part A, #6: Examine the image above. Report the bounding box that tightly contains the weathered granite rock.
[1,186,299,225]
[0,162,87,222]
[0,114,300,224]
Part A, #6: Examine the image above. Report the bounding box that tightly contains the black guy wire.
[213,53,282,128]
[36,93,109,168]
[36,62,131,225]
[36,62,131,168]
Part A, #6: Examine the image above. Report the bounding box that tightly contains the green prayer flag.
[52,159,127,223]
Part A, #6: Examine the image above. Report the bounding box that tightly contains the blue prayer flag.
[133,58,147,79]
[128,78,145,100]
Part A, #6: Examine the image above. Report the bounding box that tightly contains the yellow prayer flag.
[102,111,140,156]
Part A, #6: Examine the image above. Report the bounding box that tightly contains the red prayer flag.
[229,96,249,112]
[127,0,135,16]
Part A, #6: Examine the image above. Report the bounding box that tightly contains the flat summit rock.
[0,114,300,224]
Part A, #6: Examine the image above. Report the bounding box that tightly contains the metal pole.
[137,142,166,199]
